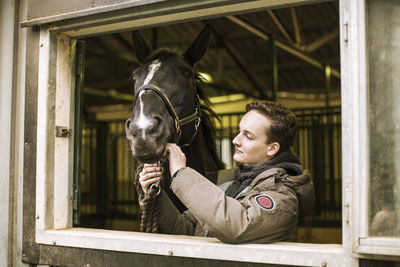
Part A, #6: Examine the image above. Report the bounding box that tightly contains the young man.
[139,101,315,244]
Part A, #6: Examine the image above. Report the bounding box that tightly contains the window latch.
[55,126,72,137]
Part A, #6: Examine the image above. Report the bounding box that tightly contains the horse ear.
[132,30,153,63]
[184,24,212,66]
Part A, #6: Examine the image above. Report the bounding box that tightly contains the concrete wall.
[0,0,28,266]
[0,0,16,265]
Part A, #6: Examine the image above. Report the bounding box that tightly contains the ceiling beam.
[303,29,339,53]
[200,58,340,74]
[290,7,302,46]
[204,82,259,99]
[267,9,294,45]
[211,27,268,99]
[226,15,340,79]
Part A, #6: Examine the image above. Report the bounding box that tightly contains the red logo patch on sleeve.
[255,195,275,211]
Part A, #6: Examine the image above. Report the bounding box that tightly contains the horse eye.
[129,75,136,82]
[183,71,193,79]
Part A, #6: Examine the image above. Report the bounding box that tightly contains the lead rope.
[133,116,200,233]
[134,164,163,233]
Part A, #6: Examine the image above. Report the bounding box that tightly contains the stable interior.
[75,1,341,244]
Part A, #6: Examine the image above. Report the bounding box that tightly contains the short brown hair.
[246,101,297,151]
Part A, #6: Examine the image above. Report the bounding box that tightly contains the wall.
[0,0,29,266]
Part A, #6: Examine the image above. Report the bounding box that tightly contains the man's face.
[232,110,273,164]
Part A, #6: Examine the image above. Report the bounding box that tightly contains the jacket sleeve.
[170,167,298,244]
[157,189,197,236]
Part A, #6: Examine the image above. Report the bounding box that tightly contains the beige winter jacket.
[158,167,314,244]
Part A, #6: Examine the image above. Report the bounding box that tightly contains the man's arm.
[158,189,197,236]
[171,167,298,244]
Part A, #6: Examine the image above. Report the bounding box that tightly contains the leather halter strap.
[132,83,201,143]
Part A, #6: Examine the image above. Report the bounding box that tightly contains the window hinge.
[345,202,350,224]
[343,8,349,43]
[55,126,72,137]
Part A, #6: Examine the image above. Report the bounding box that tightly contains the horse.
[125,25,225,228]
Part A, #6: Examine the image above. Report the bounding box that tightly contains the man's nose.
[232,134,240,146]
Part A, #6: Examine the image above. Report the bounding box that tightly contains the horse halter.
[132,83,201,145]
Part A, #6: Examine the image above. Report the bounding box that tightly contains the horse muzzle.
[126,118,171,163]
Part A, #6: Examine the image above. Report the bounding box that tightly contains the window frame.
[36,26,347,266]
[31,0,397,265]
[348,0,400,257]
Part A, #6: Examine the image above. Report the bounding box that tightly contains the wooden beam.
[267,9,294,45]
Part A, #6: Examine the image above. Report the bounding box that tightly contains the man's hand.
[165,143,186,176]
[139,163,161,194]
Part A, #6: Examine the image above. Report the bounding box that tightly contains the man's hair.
[246,101,297,152]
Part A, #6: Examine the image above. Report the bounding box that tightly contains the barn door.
[73,40,86,226]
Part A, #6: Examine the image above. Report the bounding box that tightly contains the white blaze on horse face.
[137,60,162,139]
[143,60,161,85]
[137,91,154,140]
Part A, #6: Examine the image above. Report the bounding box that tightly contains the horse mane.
[145,48,225,170]
[195,74,226,170]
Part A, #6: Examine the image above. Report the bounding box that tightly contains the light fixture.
[198,72,213,83]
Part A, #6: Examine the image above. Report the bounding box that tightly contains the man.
[139,101,315,244]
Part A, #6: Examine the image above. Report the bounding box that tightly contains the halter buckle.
[149,182,161,196]
[175,119,182,134]
[194,116,201,130]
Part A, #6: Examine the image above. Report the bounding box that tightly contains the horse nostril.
[125,119,139,139]
[125,119,131,130]
[148,117,162,134]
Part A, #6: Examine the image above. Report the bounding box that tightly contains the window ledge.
[37,228,344,266]
[358,237,400,257]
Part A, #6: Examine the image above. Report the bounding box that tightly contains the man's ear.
[267,142,280,157]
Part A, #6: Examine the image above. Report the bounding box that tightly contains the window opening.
[74,1,341,243]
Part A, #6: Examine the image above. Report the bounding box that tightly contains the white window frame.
[33,0,397,265]
[348,0,400,257]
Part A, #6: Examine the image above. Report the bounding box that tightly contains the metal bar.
[270,36,278,101]
[327,112,335,211]
[305,29,339,53]
[290,7,301,45]
[206,83,259,98]
[97,123,108,227]
[84,87,133,101]
[324,65,335,210]
[90,127,96,216]
[267,9,294,44]
[226,15,341,79]
[73,40,86,226]
[324,65,331,108]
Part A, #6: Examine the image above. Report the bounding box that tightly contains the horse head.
[125,25,212,164]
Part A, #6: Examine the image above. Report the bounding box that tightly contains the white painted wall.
[15,1,29,266]
[0,0,16,265]
[0,0,29,266]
